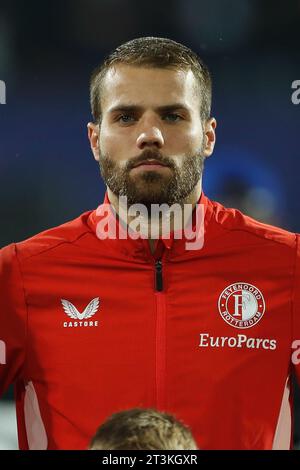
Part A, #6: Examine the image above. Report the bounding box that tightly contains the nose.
[136,119,164,149]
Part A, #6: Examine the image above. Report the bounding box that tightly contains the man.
[0,37,299,450]
[89,408,198,450]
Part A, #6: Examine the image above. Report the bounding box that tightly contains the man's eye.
[117,114,135,123]
[163,113,182,122]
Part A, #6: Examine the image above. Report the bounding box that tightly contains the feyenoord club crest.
[218,282,265,329]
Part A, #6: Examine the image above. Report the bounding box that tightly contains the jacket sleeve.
[292,234,300,384]
[0,243,27,396]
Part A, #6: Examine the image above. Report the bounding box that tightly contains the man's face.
[88,64,216,208]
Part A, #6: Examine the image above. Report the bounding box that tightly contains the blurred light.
[203,146,286,225]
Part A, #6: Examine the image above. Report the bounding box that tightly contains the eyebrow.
[108,103,191,115]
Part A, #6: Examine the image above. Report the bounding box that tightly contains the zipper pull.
[155,259,163,292]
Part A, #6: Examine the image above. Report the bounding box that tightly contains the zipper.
[155,260,163,292]
[154,258,166,409]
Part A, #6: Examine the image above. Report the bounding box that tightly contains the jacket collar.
[87,190,214,260]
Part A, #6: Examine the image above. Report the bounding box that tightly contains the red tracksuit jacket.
[0,191,299,449]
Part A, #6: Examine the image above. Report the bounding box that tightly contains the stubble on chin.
[99,150,205,207]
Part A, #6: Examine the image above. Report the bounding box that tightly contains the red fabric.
[0,192,299,449]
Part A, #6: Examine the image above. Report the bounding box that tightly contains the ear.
[87,122,100,162]
[203,118,217,158]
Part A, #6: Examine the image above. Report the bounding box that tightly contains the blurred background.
[0,0,300,449]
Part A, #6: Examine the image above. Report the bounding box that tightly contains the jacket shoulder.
[1,210,93,262]
[210,199,296,248]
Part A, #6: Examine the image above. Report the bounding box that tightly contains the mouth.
[133,159,168,168]
[131,159,171,174]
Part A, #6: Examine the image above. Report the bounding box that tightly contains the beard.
[98,146,205,210]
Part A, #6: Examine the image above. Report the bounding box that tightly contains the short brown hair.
[90,36,212,123]
[89,408,198,450]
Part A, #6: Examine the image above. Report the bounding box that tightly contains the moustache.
[127,149,174,170]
